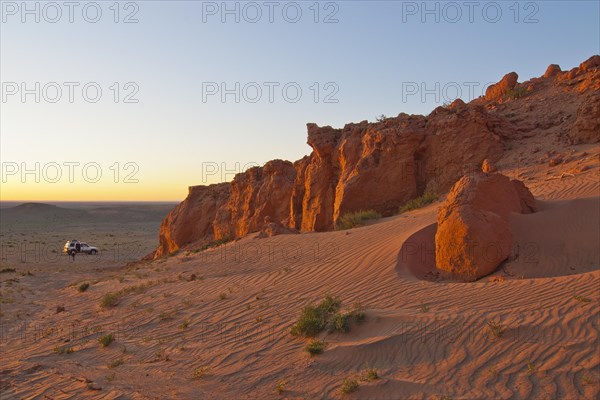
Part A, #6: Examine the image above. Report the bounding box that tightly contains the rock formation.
[543,64,561,78]
[435,169,536,281]
[213,159,296,239]
[155,183,230,257]
[485,72,519,101]
[154,55,600,258]
[481,159,497,173]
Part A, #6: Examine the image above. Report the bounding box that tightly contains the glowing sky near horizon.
[1,0,598,201]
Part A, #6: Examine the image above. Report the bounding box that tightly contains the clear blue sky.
[1,0,598,200]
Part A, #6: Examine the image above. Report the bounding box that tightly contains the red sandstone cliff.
[155,56,600,258]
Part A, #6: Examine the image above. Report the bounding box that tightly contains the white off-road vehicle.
[63,240,98,255]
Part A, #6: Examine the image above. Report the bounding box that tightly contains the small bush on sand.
[350,301,366,323]
[486,320,506,339]
[305,339,326,355]
[192,366,211,380]
[328,313,350,333]
[78,283,90,292]
[100,293,120,308]
[98,333,114,348]
[100,282,156,308]
[335,210,381,230]
[507,86,528,99]
[399,192,438,213]
[275,380,286,395]
[108,358,124,368]
[291,295,341,337]
[292,296,366,338]
[195,237,232,253]
[54,346,74,354]
[362,366,379,381]
[340,378,359,394]
[573,295,591,303]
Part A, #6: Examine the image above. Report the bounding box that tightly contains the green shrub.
[53,346,74,354]
[363,367,378,381]
[399,192,438,213]
[196,237,232,253]
[573,295,591,303]
[100,293,120,308]
[78,283,90,292]
[335,210,381,230]
[292,296,367,338]
[305,339,326,355]
[507,86,528,99]
[328,313,350,333]
[99,282,156,308]
[291,295,341,337]
[108,358,124,368]
[340,378,359,394]
[98,333,114,348]
[349,302,366,323]
[275,380,286,395]
[486,320,506,339]
[192,366,211,379]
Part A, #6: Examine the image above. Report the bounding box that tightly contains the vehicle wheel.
[91,250,97,255]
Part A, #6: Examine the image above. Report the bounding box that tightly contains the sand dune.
[1,148,598,399]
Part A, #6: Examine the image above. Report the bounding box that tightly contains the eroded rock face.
[213,159,296,239]
[155,183,230,257]
[295,124,343,232]
[421,103,506,194]
[332,118,426,224]
[291,103,508,231]
[569,91,600,144]
[435,171,536,281]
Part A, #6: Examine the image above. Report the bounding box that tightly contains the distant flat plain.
[0,202,176,270]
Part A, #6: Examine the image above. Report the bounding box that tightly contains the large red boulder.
[435,171,536,281]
